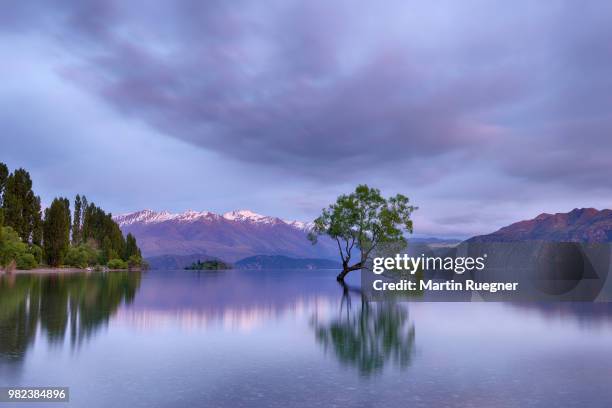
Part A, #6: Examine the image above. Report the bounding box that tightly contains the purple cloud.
[2,0,612,236]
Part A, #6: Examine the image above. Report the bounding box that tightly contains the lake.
[1,269,612,407]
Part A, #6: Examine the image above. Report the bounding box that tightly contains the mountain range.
[115,207,612,267]
[114,209,336,262]
[469,208,612,243]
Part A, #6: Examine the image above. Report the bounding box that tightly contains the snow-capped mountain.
[114,209,313,230]
[113,209,329,262]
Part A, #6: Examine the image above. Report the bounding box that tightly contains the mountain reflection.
[0,272,141,369]
[312,285,416,377]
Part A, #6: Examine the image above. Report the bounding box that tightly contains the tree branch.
[335,237,346,264]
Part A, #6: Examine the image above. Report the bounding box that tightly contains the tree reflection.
[312,283,415,377]
[0,272,141,370]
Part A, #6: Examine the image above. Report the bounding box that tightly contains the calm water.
[1,269,612,408]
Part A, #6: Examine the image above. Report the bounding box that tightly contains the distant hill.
[408,237,461,246]
[146,253,220,270]
[114,209,337,262]
[235,255,341,270]
[468,208,612,243]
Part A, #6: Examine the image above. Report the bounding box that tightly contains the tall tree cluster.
[1,167,43,245]
[43,198,71,266]
[80,202,131,263]
[0,162,143,270]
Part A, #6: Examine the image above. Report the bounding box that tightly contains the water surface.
[1,270,612,407]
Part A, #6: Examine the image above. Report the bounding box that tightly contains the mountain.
[408,237,461,246]
[235,255,341,270]
[113,209,336,262]
[468,208,612,243]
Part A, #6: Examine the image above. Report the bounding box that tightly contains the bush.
[65,247,88,268]
[16,253,37,270]
[127,255,143,268]
[0,226,38,270]
[107,258,128,270]
[28,245,43,264]
[65,243,101,268]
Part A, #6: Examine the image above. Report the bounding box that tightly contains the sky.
[1,0,612,238]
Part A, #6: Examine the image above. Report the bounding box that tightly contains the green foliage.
[65,243,100,268]
[0,209,4,250]
[65,248,88,268]
[0,163,142,270]
[309,184,417,279]
[82,203,126,263]
[127,254,143,268]
[1,167,42,244]
[28,244,43,264]
[0,226,25,268]
[43,198,71,267]
[72,194,82,245]
[0,226,39,270]
[31,196,43,246]
[16,253,37,270]
[0,162,8,207]
[107,258,128,270]
[124,233,141,260]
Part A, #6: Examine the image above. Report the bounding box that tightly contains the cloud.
[0,1,527,175]
[2,0,612,236]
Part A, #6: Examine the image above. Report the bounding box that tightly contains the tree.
[0,225,40,271]
[124,233,141,260]
[2,167,42,243]
[43,198,71,267]
[73,194,82,245]
[31,196,43,246]
[1,164,141,270]
[308,185,417,281]
[0,209,4,264]
[0,162,8,207]
[81,202,126,263]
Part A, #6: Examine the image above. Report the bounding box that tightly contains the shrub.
[0,226,38,270]
[65,247,88,268]
[127,255,143,268]
[107,258,128,270]
[65,243,101,268]
[28,245,43,264]
[16,253,37,270]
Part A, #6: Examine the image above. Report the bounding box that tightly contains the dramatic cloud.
[1,0,612,236]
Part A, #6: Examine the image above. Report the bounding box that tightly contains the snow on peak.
[178,209,216,222]
[114,209,175,226]
[114,209,312,230]
[223,209,270,222]
[283,220,314,230]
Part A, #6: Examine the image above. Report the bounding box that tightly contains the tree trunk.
[336,268,350,282]
[336,262,362,282]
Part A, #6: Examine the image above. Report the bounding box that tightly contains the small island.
[184,259,232,270]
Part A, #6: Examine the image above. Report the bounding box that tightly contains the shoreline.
[2,267,142,275]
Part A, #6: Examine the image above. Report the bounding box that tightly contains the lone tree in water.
[308,185,417,282]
